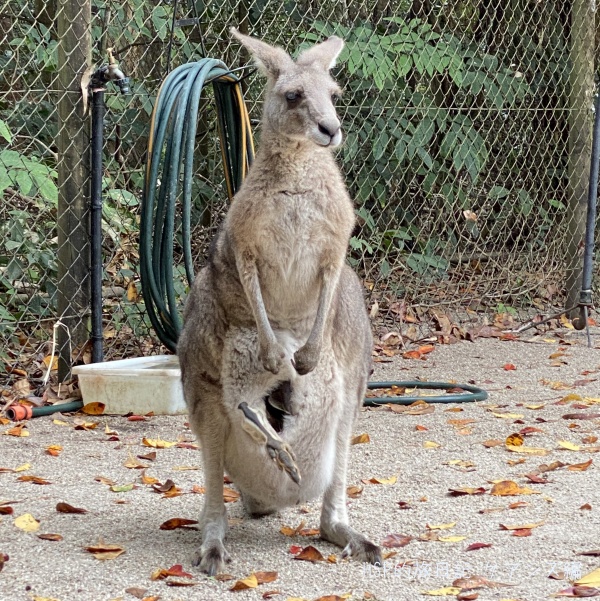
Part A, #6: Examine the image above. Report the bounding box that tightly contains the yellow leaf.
[506,445,549,456]
[81,402,105,415]
[42,355,58,370]
[127,281,138,302]
[575,567,600,587]
[423,441,441,449]
[558,440,580,451]
[506,433,524,447]
[142,438,177,449]
[230,573,258,591]
[438,535,467,542]
[491,412,524,419]
[490,480,539,496]
[422,587,461,596]
[560,314,575,329]
[14,513,40,532]
[524,404,545,410]
[500,521,545,530]
[14,463,31,472]
[32,597,62,601]
[46,445,63,457]
[427,522,456,530]
[560,393,583,403]
[53,419,70,426]
[351,433,370,445]
[365,475,397,485]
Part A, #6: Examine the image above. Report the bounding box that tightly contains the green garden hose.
[140,59,487,407]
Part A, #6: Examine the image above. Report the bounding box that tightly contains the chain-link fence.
[1,1,598,385]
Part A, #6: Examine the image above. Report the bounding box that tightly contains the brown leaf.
[17,475,51,485]
[293,545,324,562]
[465,542,492,551]
[347,485,363,498]
[95,475,116,486]
[503,363,516,371]
[150,564,193,580]
[580,503,592,510]
[363,475,397,485]
[508,501,529,509]
[457,593,479,601]
[137,452,157,461]
[81,402,105,415]
[152,479,176,493]
[37,533,63,541]
[520,426,544,435]
[538,461,566,473]
[381,534,412,548]
[124,587,148,599]
[524,473,549,484]
[416,425,428,431]
[452,574,512,589]
[85,543,125,560]
[449,487,486,496]
[500,521,544,531]
[159,518,198,530]
[0,506,14,515]
[569,459,593,471]
[56,502,87,514]
[5,424,29,437]
[223,486,240,503]
[482,439,504,448]
[0,553,8,573]
[553,586,600,597]
[46,445,63,457]
[512,528,532,537]
[262,591,282,599]
[351,433,370,445]
[254,572,278,585]
[165,579,198,587]
[578,551,600,557]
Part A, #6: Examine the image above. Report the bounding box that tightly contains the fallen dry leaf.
[482,439,504,448]
[17,475,51,485]
[142,437,177,449]
[427,522,456,530]
[150,564,193,580]
[230,574,259,591]
[138,451,157,461]
[85,542,125,560]
[577,568,600,588]
[424,441,441,449]
[56,502,87,514]
[506,433,524,447]
[553,585,600,597]
[381,533,412,548]
[293,545,324,562]
[363,475,397,485]
[14,513,40,532]
[124,587,147,599]
[558,440,581,451]
[81,402,105,415]
[449,487,486,496]
[159,518,198,530]
[569,459,593,471]
[580,503,592,510]
[46,445,63,457]
[223,486,240,502]
[490,480,538,496]
[465,542,492,551]
[347,485,363,498]
[500,521,544,531]
[351,433,370,445]
[5,424,29,437]
[422,587,461,596]
[503,364,517,371]
[38,533,63,541]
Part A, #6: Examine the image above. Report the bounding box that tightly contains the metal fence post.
[56,0,92,380]
[566,0,595,317]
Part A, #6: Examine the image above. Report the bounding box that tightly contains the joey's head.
[231,28,344,148]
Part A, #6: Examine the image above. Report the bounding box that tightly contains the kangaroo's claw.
[238,401,301,484]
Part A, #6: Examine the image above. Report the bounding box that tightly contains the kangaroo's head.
[231,28,344,148]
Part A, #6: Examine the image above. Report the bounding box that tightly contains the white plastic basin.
[72,355,186,415]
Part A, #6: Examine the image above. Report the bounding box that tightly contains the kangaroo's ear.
[231,28,294,80]
[296,36,344,71]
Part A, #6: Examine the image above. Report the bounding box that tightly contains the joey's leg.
[236,250,285,374]
[188,398,231,575]
[238,402,300,485]
[319,421,382,565]
[294,263,340,376]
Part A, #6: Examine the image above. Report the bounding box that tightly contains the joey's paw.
[341,538,382,565]
[292,344,319,375]
[267,439,301,485]
[191,540,231,576]
[259,341,286,374]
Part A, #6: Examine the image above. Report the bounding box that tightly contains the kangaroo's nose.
[318,121,340,139]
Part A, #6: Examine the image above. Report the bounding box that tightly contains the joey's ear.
[231,27,294,80]
[296,36,344,70]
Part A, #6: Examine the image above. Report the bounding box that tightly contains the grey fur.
[177,30,382,576]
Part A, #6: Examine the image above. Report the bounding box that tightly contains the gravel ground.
[1,330,599,601]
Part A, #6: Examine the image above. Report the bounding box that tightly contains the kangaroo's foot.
[238,401,301,484]
[191,539,231,576]
[320,521,382,565]
[259,339,286,374]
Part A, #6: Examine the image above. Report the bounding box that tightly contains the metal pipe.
[90,87,105,363]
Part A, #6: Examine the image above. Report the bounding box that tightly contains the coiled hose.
[140,58,487,407]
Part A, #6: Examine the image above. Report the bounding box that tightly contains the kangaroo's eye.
[285,91,301,103]
[331,93,340,103]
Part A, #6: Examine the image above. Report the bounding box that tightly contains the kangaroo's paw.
[238,402,301,484]
[292,343,319,376]
[341,537,383,565]
[259,340,286,374]
[191,539,231,576]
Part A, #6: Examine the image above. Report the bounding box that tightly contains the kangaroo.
[177,28,382,576]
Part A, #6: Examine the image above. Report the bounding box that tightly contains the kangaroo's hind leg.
[319,381,382,565]
[185,379,231,576]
